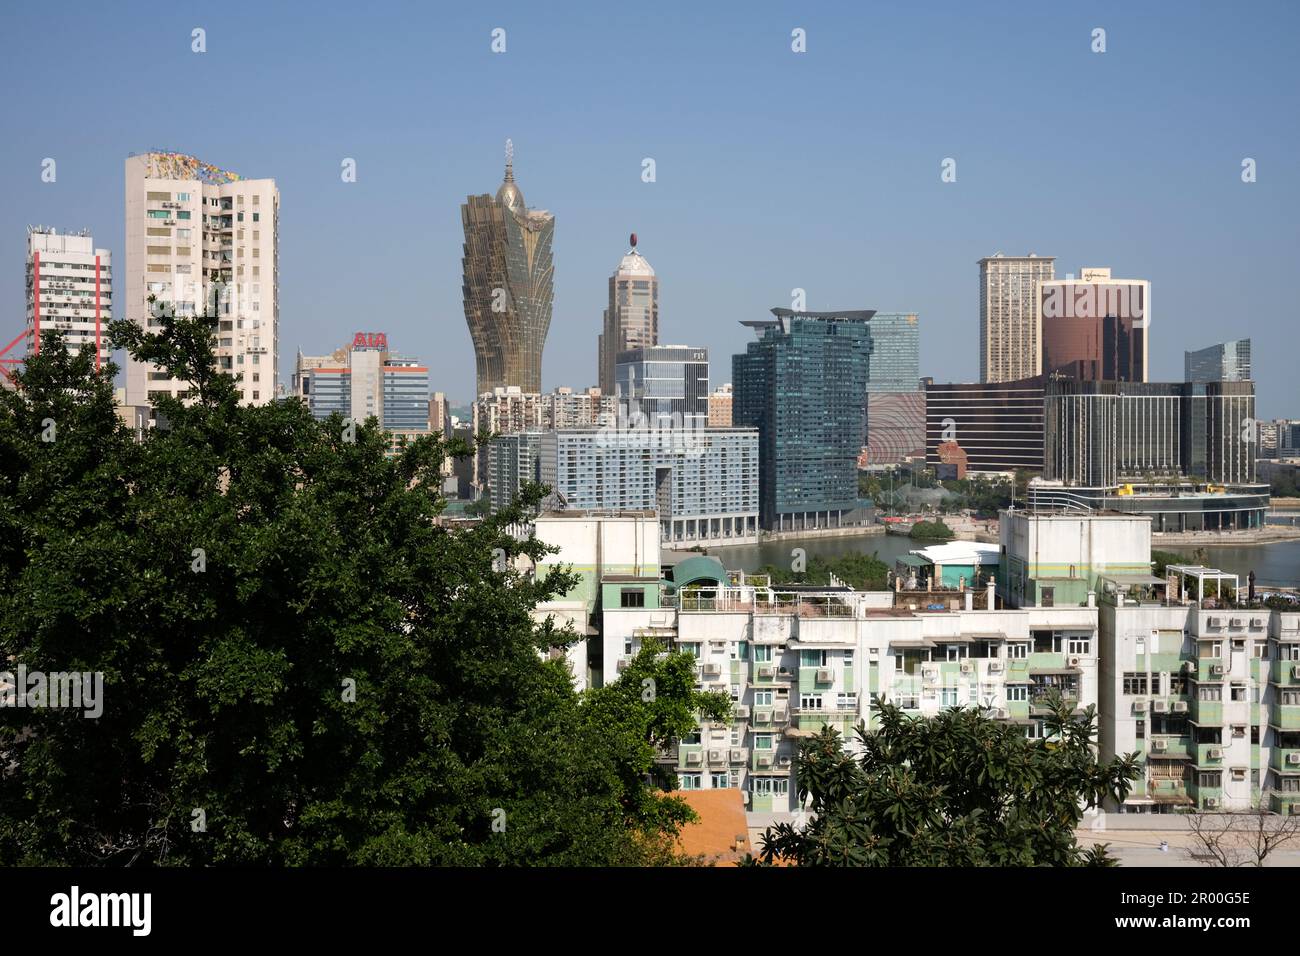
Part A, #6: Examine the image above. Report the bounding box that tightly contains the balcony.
[1274,705,1300,731]
[1147,735,1191,760]
[1194,743,1225,766]
[1194,658,1226,682]
[1270,748,1300,774]
[1145,777,1192,805]
[1190,699,1223,725]
[1273,661,1300,687]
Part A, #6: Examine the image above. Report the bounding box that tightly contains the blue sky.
[1,0,1297,416]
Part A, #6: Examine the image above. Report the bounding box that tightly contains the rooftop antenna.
[504,138,514,182]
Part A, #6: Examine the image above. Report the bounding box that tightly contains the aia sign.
[352,331,388,350]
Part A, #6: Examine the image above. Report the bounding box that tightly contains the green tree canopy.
[750,693,1139,866]
[0,308,723,866]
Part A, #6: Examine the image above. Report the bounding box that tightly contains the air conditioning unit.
[1250,618,1265,629]
[708,749,724,763]
[702,662,722,677]
[616,658,630,672]
[756,753,773,768]
[777,666,794,678]
[1204,797,1220,809]
[686,751,702,765]
[815,668,833,683]
[730,748,746,763]
[1069,656,1082,667]
[994,707,1009,719]
[757,665,775,679]
[989,661,1004,673]
[1207,617,1222,627]
[1152,738,1168,751]
[921,667,938,682]
[1133,699,1148,713]
[733,705,750,719]
[1211,664,1225,676]
[1288,753,1300,766]
[1229,618,1243,628]
[1293,664,1300,680]
[754,708,773,724]
[1207,748,1223,760]
[1183,661,1195,673]
[777,755,791,768]
[1153,700,1169,713]
[1173,700,1188,712]
[960,662,973,674]
[773,705,789,723]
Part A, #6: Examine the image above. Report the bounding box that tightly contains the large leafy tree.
[0,304,722,865]
[751,694,1139,866]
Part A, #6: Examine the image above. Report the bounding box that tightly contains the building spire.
[504,138,514,182]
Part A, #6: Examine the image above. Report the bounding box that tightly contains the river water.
[700,532,1300,589]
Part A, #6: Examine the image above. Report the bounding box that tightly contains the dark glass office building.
[733,309,873,530]
[924,377,1046,473]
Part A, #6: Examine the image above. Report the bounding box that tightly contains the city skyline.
[1,2,1298,419]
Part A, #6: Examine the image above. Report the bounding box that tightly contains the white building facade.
[23,227,112,370]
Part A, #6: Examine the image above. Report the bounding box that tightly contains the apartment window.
[944,644,968,661]
[751,778,788,797]
[252,212,260,222]
[940,687,958,707]
[800,649,827,667]
[1005,685,1028,702]
[177,192,190,201]
[1251,725,1259,744]
[1067,638,1092,656]
[1007,642,1028,659]
[1196,771,1221,788]
[753,646,772,663]
[1282,645,1300,662]
[1230,684,1247,702]
[753,691,773,707]
[679,642,700,659]
[1231,725,1246,739]
[619,588,644,608]
[730,728,741,746]
[1122,674,1149,695]
[1032,631,1054,653]
[837,693,855,710]
[1199,685,1222,702]
[753,734,773,750]
[1135,720,1145,740]
[799,695,821,712]
[1281,690,1300,706]
[1205,641,1223,658]
[1230,768,1246,783]
[1232,639,1245,651]
[711,773,729,789]
[843,650,854,667]
[1251,769,1260,788]
[1169,674,1188,695]
[1253,643,1267,659]
[252,391,259,400]
[678,774,701,791]
[1040,587,1055,607]
[237,213,244,222]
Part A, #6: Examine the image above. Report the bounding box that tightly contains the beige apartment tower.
[124,152,279,408]
[979,253,1054,383]
[22,227,112,371]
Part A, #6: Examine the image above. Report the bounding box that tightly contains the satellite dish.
[629,232,637,249]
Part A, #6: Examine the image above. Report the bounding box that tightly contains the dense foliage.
[909,519,954,540]
[758,552,890,591]
[750,694,1139,866]
[0,308,724,866]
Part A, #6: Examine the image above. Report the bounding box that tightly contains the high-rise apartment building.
[979,253,1055,383]
[733,309,873,530]
[598,233,658,395]
[615,345,708,429]
[428,392,451,438]
[295,333,429,445]
[22,227,112,370]
[708,384,733,428]
[461,140,554,396]
[1185,339,1252,383]
[1039,268,1149,382]
[539,427,759,544]
[124,152,278,408]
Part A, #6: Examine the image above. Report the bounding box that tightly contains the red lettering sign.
[351,332,388,350]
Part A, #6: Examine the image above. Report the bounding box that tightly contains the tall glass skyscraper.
[863,312,924,467]
[733,309,873,530]
[461,140,554,396]
[1185,339,1252,383]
